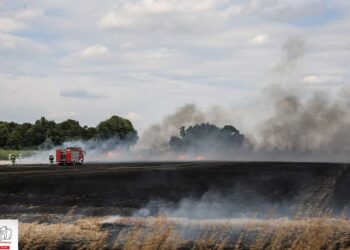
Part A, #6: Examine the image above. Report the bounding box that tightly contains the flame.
[195,155,205,161]
[178,154,188,161]
[106,151,118,159]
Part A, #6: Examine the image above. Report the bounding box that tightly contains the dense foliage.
[169,123,245,153]
[0,116,138,150]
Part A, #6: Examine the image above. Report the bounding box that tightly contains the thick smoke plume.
[256,35,350,160]
[261,91,350,153]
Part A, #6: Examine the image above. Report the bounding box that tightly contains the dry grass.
[19,217,108,250]
[19,215,350,250]
[106,216,350,249]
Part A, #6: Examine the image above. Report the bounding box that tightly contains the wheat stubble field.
[1,161,350,249]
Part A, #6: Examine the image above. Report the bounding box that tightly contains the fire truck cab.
[56,147,86,165]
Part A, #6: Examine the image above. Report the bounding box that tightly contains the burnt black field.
[0,161,349,220]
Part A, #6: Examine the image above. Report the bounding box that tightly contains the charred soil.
[0,161,349,217]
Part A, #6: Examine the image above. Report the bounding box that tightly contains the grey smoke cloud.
[260,90,350,153]
[251,36,350,160]
[275,36,307,72]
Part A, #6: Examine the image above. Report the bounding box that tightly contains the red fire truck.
[56,147,86,165]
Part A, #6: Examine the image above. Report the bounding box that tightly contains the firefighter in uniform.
[49,154,54,166]
[10,154,16,165]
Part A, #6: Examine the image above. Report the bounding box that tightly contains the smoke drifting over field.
[261,92,350,153]
[21,88,350,163]
[255,35,350,160]
[23,94,350,163]
[137,36,350,161]
[16,36,350,163]
[133,190,277,219]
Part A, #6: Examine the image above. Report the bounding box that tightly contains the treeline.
[0,116,138,150]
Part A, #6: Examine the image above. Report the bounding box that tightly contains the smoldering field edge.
[2,161,350,249]
[1,161,349,218]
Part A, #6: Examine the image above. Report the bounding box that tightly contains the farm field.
[1,161,350,249]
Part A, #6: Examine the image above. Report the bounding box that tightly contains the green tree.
[0,123,9,148]
[169,123,244,153]
[96,115,138,144]
[6,129,22,149]
[17,123,33,148]
[0,115,139,149]
[28,117,52,146]
[47,126,65,145]
[58,119,83,140]
[81,126,97,141]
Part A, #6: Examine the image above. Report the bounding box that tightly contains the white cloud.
[124,48,171,61]
[302,74,344,86]
[59,44,110,67]
[0,33,49,53]
[0,17,25,32]
[126,112,143,121]
[224,0,333,23]
[99,12,133,29]
[79,44,109,59]
[249,34,269,46]
[15,7,43,20]
[98,0,227,32]
[0,34,16,50]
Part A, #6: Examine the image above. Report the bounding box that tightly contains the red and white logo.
[0,220,18,250]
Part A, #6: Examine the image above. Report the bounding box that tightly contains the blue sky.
[0,0,349,133]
